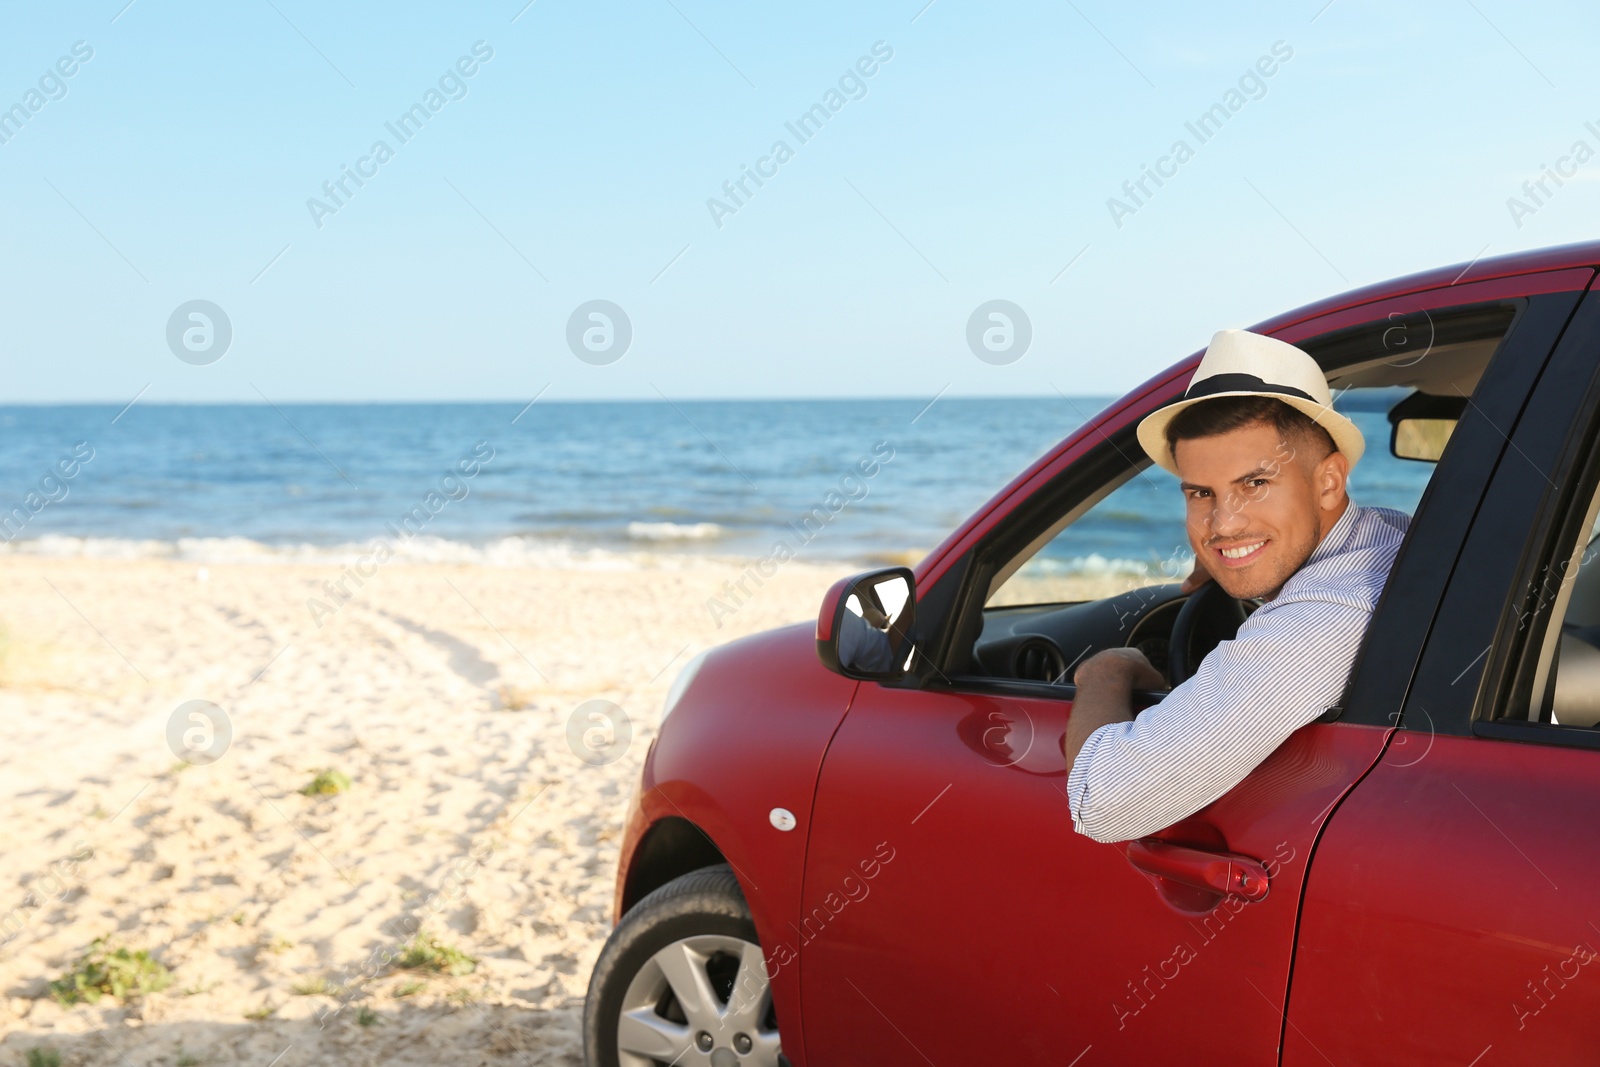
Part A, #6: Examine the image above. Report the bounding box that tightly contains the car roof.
[1251,238,1600,336]
[1134,239,1600,418]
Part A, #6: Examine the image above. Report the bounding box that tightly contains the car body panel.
[615,622,859,1067]
[1283,735,1600,1065]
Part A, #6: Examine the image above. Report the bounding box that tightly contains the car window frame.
[1403,286,1600,750]
[921,426,1160,703]
[1369,283,1600,748]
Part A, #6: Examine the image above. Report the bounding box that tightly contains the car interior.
[951,305,1520,696]
[1527,481,1600,728]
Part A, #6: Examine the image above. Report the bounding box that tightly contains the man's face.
[1173,421,1348,600]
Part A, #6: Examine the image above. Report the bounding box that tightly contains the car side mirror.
[816,567,917,680]
[1388,390,1465,463]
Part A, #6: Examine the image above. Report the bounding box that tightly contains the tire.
[584,864,783,1067]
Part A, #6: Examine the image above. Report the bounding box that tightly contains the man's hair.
[1164,395,1336,463]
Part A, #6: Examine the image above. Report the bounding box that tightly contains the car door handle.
[1125,840,1271,902]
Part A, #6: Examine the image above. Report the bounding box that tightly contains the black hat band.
[1184,372,1319,405]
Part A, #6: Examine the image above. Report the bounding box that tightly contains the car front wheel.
[584,864,782,1067]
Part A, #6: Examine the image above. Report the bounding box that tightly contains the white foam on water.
[0,533,688,571]
[625,521,724,541]
[1017,551,1195,579]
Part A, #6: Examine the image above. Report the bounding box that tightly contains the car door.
[1284,284,1600,1065]
[797,273,1589,1066]
[799,681,1393,1065]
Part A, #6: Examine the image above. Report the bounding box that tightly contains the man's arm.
[1062,648,1165,770]
[837,603,893,672]
[1065,597,1372,843]
[1060,573,1207,767]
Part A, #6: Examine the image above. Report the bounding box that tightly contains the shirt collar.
[1305,500,1362,568]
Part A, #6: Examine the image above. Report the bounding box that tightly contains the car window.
[1525,481,1600,727]
[986,466,1187,608]
[985,388,1435,609]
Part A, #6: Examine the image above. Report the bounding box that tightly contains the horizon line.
[0,393,1123,407]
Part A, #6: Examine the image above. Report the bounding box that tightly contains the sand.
[0,550,1132,1066]
[0,553,847,1066]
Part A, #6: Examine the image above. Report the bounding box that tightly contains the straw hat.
[1136,328,1365,476]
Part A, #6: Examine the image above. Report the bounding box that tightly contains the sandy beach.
[0,552,847,1066]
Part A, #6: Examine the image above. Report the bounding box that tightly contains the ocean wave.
[0,530,1181,581]
[0,533,717,571]
[1020,551,1194,578]
[625,521,724,541]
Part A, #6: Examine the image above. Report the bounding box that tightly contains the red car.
[585,241,1600,1066]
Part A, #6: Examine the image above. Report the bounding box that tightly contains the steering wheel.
[1166,581,1250,685]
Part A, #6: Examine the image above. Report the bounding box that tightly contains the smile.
[1215,540,1268,564]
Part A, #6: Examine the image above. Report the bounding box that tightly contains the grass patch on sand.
[290,976,344,997]
[495,684,536,711]
[26,1048,61,1067]
[49,939,171,1005]
[260,934,294,957]
[244,1000,277,1020]
[395,933,476,977]
[299,768,351,796]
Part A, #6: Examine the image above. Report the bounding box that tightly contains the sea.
[0,397,1432,575]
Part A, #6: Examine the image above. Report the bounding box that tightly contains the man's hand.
[1073,647,1166,691]
[1179,558,1212,595]
[1062,647,1166,777]
[855,591,890,630]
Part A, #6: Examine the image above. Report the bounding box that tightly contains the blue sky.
[1,0,1596,402]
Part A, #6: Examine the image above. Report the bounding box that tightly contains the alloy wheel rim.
[615,933,781,1067]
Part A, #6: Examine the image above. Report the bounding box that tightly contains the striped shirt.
[1066,503,1410,844]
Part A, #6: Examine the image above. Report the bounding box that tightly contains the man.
[837,581,899,673]
[1064,328,1409,843]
